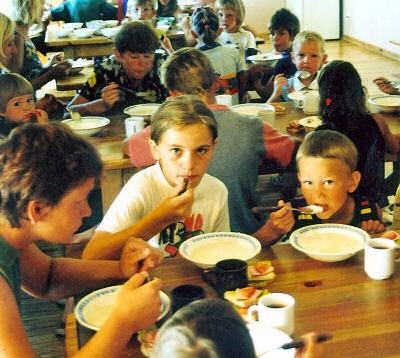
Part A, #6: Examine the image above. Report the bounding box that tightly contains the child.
[267,30,327,103]
[90,95,230,258]
[249,8,300,101]
[127,0,158,22]
[0,73,48,139]
[157,0,180,18]
[9,0,72,90]
[0,13,17,74]
[215,0,256,55]
[68,21,168,115]
[191,7,245,104]
[152,298,321,358]
[0,122,162,356]
[264,130,385,244]
[317,60,399,207]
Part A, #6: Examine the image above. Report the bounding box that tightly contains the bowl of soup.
[290,224,369,262]
[61,116,110,136]
[179,232,261,269]
[368,95,400,113]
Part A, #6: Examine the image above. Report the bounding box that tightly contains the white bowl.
[63,22,84,29]
[103,20,119,28]
[179,232,261,269]
[230,103,275,119]
[368,95,400,113]
[124,103,161,117]
[101,27,121,38]
[61,116,110,136]
[75,286,171,331]
[290,224,369,262]
[52,28,72,38]
[73,28,95,38]
[86,20,107,31]
[247,53,282,67]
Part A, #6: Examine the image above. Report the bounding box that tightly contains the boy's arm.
[267,74,288,103]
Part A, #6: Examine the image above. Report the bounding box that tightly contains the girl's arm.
[373,114,400,154]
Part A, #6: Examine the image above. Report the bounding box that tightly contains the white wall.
[343,0,400,55]
[242,0,286,34]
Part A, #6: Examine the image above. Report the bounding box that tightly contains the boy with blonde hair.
[127,0,158,21]
[264,130,385,243]
[268,30,327,103]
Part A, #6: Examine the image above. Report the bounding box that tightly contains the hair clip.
[325,98,332,107]
[204,24,210,29]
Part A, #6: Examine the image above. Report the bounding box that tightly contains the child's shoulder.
[200,173,228,195]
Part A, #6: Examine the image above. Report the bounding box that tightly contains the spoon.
[296,70,311,79]
[252,205,323,215]
[67,108,81,121]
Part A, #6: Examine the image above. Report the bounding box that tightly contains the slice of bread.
[247,261,275,282]
[224,287,265,308]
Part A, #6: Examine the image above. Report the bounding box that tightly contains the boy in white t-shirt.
[87,95,230,258]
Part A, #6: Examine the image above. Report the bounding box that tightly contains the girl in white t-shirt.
[215,0,256,54]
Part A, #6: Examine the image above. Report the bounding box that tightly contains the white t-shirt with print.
[218,28,257,53]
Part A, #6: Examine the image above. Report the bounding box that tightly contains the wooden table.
[56,66,93,91]
[45,27,185,60]
[71,243,400,357]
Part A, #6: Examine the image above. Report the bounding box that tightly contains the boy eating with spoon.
[262,130,385,243]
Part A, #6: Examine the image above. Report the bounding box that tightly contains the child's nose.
[181,152,195,171]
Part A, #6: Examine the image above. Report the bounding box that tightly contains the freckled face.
[150,122,216,188]
[292,40,327,76]
[298,157,359,220]
[114,50,155,80]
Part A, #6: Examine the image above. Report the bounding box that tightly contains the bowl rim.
[61,116,110,130]
[289,223,369,257]
[123,103,161,116]
[247,54,282,62]
[367,94,400,107]
[179,231,261,266]
[230,103,276,113]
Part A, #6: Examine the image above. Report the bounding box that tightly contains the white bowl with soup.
[179,232,261,269]
[368,95,400,113]
[61,116,110,136]
[290,224,369,262]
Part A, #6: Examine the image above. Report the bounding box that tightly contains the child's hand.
[113,272,162,332]
[119,238,163,277]
[160,35,174,55]
[266,200,295,237]
[51,60,72,79]
[373,77,398,95]
[268,74,288,102]
[47,52,63,67]
[181,15,191,33]
[360,219,385,235]
[34,109,48,123]
[295,332,324,358]
[101,82,121,109]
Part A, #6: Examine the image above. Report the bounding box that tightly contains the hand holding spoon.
[252,204,323,215]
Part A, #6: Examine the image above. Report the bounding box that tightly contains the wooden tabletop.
[72,243,400,357]
[56,66,93,91]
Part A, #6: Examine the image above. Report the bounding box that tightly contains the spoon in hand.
[252,205,323,215]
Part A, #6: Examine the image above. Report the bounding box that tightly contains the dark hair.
[0,123,103,227]
[115,21,159,53]
[151,95,218,143]
[268,8,300,40]
[152,298,256,358]
[161,47,215,95]
[318,60,367,136]
[191,7,220,45]
[157,0,178,17]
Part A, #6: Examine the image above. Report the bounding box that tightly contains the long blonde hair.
[0,13,15,64]
[10,0,44,26]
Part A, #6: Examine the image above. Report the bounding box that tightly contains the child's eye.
[323,180,334,185]
[197,147,209,155]
[13,102,21,107]
[171,148,181,155]
[302,180,312,185]
[27,98,34,103]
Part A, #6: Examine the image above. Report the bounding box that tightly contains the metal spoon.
[252,205,323,215]
[296,70,311,79]
[67,108,81,121]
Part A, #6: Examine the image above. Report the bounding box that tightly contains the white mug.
[247,293,295,335]
[215,94,233,107]
[364,238,398,280]
[125,116,145,137]
[302,92,319,114]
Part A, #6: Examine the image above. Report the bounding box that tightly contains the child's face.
[297,157,360,220]
[159,0,170,5]
[269,28,292,53]
[1,94,36,123]
[292,40,327,76]
[218,8,237,33]
[2,35,18,62]
[130,2,156,20]
[150,122,217,188]
[114,50,155,80]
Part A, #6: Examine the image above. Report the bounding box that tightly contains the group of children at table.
[0,1,399,356]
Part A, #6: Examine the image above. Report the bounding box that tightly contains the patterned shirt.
[78,54,168,115]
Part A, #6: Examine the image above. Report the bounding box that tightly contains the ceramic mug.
[302,92,319,114]
[364,238,398,280]
[247,293,295,335]
[202,259,248,297]
[125,116,145,137]
[215,94,233,107]
[170,284,206,313]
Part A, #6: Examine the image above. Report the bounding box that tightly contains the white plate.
[290,224,369,262]
[247,54,282,67]
[75,286,171,331]
[179,232,261,269]
[248,323,294,358]
[124,103,161,117]
[298,116,322,129]
[230,103,275,117]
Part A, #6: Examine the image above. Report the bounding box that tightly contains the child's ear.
[348,170,361,193]
[149,139,161,161]
[322,53,328,65]
[113,49,122,62]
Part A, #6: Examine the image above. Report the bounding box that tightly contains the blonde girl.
[0,13,17,73]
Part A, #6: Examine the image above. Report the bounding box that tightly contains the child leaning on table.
[262,130,385,243]
[89,95,230,258]
[68,21,168,116]
[267,30,327,103]
[0,73,48,139]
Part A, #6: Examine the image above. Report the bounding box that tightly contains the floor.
[23,38,399,357]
